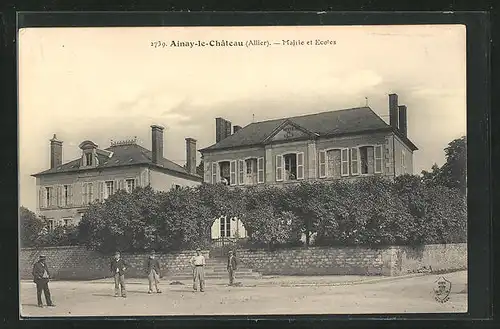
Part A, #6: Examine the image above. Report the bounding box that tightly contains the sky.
[18,25,466,211]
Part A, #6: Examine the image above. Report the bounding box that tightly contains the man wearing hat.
[227,250,238,286]
[189,248,206,292]
[145,250,162,294]
[110,251,128,298]
[32,255,55,307]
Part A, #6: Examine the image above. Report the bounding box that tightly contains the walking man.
[32,255,55,308]
[110,251,128,298]
[146,251,162,294]
[227,250,238,286]
[190,248,205,292]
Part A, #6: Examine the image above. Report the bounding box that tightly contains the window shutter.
[50,187,57,207]
[318,150,327,178]
[82,183,87,204]
[374,145,383,173]
[238,160,245,185]
[204,161,211,183]
[114,180,119,194]
[350,148,359,175]
[98,181,104,201]
[257,157,265,183]
[297,152,304,180]
[212,163,218,184]
[38,187,45,209]
[276,155,283,182]
[341,148,349,176]
[230,160,237,186]
[401,150,406,174]
[68,185,73,205]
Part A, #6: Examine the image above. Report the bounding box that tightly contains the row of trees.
[20,136,467,252]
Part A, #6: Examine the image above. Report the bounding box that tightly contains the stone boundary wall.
[19,243,467,280]
[19,246,209,280]
[236,243,467,276]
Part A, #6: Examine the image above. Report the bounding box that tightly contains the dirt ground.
[20,271,467,317]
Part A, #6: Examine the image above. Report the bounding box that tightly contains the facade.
[32,125,202,229]
[200,94,418,240]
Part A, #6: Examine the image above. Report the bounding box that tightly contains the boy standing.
[110,251,128,298]
[189,248,206,292]
[227,250,238,286]
[146,251,162,294]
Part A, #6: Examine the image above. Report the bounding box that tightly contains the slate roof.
[32,143,202,181]
[200,106,418,152]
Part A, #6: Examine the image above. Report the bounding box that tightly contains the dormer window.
[79,140,99,169]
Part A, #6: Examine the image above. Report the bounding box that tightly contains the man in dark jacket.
[32,255,55,307]
[145,251,162,294]
[227,250,238,286]
[110,251,128,298]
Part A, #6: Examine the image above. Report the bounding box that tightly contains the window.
[85,152,93,166]
[219,161,231,185]
[341,149,349,176]
[62,218,72,226]
[283,154,297,181]
[45,187,55,207]
[126,179,136,192]
[375,145,383,173]
[359,146,375,175]
[220,216,231,237]
[326,149,342,178]
[82,183,94,205]
[63,185,71,206]
[105,181,114,198]
[257,157,265,183]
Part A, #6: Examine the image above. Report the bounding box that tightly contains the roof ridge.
[249,106,370,125]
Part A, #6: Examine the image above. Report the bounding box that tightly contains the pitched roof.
[200,107,418,152]
[32,143,202,181]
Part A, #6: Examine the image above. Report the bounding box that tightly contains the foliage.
[421,136,467,194]
[19,206,45,247]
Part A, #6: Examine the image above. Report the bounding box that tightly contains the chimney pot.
[389,93,399,130]
[50,134,63,169]
[233,125,242,134]
[185,138,197,175]
[151,125,164,164]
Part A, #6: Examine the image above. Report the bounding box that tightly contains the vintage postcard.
[18,24,467,317]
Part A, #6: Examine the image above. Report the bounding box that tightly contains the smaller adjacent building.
[32,125,202,230]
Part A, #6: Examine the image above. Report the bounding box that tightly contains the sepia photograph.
[18,24,467,317]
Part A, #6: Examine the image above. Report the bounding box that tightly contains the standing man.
[146,251,162,294]
[227,250,238,286]
[189,248,206,292]
[110,251,128,298]
[32,255,55,308]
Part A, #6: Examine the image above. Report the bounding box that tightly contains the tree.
[421,136,467,194]
[19,206,44,247]
[196,160,205,176]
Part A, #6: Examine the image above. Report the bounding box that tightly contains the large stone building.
[200,93,418,240]
[32,125,202,230]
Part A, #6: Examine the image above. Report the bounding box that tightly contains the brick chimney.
[233,125,242,134]
[225,120,232,137]
[151,125,164,164]
[216,118,225,143]
[50,134,63,169]
[185,138,197,175]
[389,93,399,130]
[398,105,408,137]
